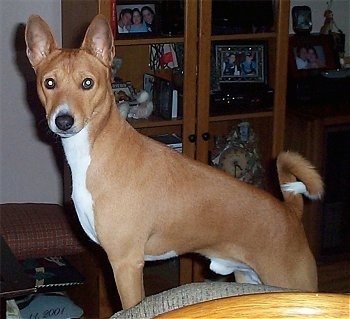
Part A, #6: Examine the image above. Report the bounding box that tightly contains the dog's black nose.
[55,114,74,131]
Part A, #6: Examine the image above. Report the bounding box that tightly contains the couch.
[111,282,296,318]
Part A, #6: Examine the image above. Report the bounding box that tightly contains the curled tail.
[277,151,324,219]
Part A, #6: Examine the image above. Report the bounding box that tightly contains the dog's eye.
[44,78,56,89]
[82,78,94,90]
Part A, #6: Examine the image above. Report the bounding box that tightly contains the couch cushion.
[111,282,296,319]
[0,203,85,260]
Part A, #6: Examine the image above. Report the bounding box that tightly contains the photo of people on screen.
[141,6,156,33]
[117,8,132,33]
[295,45,326,69]
[220,48,261,80]
[117,4,156,33]
[240,52,257,75]
[130,8,148,32]
[222,53,240,76]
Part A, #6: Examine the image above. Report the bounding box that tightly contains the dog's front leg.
[109,258,145,309]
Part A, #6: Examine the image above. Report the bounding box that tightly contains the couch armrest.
[111,282,296,319]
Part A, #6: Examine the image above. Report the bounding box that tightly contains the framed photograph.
[291,6,312,35]
[111,83,133,99]
[116,3,157,35]
[288,34,338,79]
[143,73,155,96]
[215,43,267,84]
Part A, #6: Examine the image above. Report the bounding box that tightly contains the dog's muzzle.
[55,114,74,132]
[49,108,77,137]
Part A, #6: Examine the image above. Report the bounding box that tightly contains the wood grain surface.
[156,292,349,318]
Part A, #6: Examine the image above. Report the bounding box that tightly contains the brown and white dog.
[25,14,324,309]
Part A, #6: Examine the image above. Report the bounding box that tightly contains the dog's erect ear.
[25,15,58,69]
[81,14,115,67]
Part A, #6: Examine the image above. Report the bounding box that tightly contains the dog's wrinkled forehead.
[37,49,107,80]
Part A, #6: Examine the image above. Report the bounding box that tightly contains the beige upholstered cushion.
[111,282,296,319]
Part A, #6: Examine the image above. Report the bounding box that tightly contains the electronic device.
[211,0,274,35]
[288,75,350,103]
[210,85,274,115]
[158,0,184,35]
[144,74,183,119]
[210,40,274,115]
[321,68,350,79]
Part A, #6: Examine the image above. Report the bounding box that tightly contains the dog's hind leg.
[253,249,318,292]
[234,270,262,284]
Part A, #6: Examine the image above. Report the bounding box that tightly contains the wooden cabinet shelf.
[128,116,183,129]
[116,32,277,46]
[115,36,184,46]
[62,0,290,316]
[211,32,277,42]
[209,110,273,123]
[129,109,274,127]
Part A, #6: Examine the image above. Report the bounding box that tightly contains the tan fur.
[25,14,324,309]
[277,151,324,218]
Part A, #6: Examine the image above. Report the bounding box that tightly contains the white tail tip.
[281,181,322,200]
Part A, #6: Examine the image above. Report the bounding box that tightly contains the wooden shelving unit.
[95,0,290,166]
[61,0,291,316]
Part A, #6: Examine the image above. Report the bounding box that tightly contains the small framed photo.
[288,34,338,79]
[291,6,312,35]
[143,73,155,96]
[116,3,157,35]
[215,43,267,84]
[112,83,133,99]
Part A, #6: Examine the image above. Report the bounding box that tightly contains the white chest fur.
[61,127,99,244]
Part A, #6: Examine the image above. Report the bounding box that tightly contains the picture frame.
[143,73,155,96]
[288,34,338,80]
[116,3,158,36]
[215,43,267,84]
[291,6,312,35]
[112,82,134,99]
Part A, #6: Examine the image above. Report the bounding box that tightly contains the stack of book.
[152,134,182,153]
[20,256,84,292]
